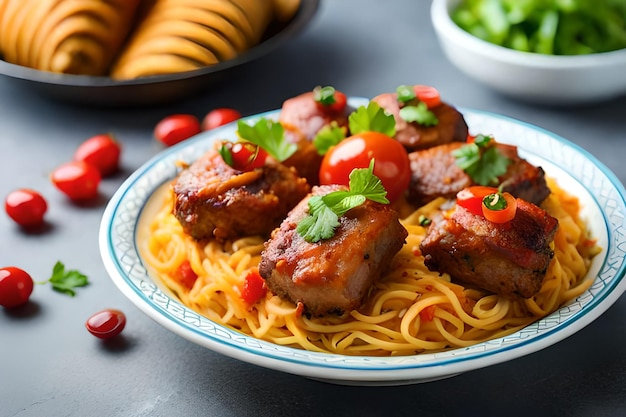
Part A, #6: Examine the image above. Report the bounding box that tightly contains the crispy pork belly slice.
[420,199,558,298]
[259,185,408,316]
[408,142,551,207]
[172,149,310,241]
[371,92,468,151]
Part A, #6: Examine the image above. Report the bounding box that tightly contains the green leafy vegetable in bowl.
[452,0,626,55]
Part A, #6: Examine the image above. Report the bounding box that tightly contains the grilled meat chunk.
[420,198,558,298]
[279,90,350,140]
[408,142,551,206]
[371,91,468,151]
[259,185,408,316]
[278,90,351,186]
[172,149,310,241]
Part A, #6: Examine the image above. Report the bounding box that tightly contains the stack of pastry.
[0,0,301,79]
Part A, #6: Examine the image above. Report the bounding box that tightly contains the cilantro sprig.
[296,160,389,243]
[313,122,346,155]
[348,102,396,136]
[35,261,89,296]
[236,118,297,162]
[396,85,439,127]
[452,134,511,185]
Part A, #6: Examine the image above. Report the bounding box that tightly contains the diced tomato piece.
[241,268,266,305]
[175,260,198,290]
[419,305,436,322]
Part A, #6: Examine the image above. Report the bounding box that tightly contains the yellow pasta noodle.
[140,178,600,357]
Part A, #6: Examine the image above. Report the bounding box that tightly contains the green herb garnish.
[452,134,511,186]
[399,102,439,127]
[313,122,347,155]
[296,160,389,243]
[313,86,338,106]
[396,85,417,103]
[36,261,89,297]
[348,102,396,136]
[237,118,297,162]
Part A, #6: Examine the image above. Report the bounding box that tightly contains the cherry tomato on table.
[0,266,34,308]
[202,108,241,131]
[319,131,411,202]
[4,188,48,227]
[85,309,127,339]
[51,160,101,201]
[154,114,201,147]
[74,133,121,177]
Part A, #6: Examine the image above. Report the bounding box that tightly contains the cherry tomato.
[456,186,498,216]
[85,309,126,339]
[223,142,268,171]
[0,267,34,308]
[202,108,241,131]
[154,114,201,147]
[4,188,48,227]
[314,86,348,114]
[482,191,517,223]
[413,85,441,108]
[174,260,198,290]
[319,132,411,202]
[241,268,266,305]
[74,133,121,177]
[51,160,101,201]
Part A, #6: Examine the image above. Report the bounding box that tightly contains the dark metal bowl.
[0,0,320,107]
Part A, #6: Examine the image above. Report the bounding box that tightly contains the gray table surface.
[2,1,625,416]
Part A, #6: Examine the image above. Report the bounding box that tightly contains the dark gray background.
[1,1,625,416]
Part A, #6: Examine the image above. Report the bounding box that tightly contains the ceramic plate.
[0,0,319,107]
[99,100,626,385]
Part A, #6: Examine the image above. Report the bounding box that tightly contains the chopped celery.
[451,0,626,55]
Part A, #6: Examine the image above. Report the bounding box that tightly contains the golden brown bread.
[0,0,302,79]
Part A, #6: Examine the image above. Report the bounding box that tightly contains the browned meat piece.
[420,198,558,298]
[408,142,551,206]
[278,90,351,186]
[259,185,408,316]
[172,149,310,241]
[279,91,349,141]
[371,92,468,151]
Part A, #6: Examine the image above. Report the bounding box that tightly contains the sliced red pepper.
[241,268,267,305]
[456,186,498,216]
[175,260,198,290]
[482,191,517,223]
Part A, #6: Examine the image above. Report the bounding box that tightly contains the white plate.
[99,100,626,386]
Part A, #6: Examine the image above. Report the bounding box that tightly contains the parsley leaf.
[399,102,439,126]
[396,85,416,103]
[452,134,511,186]
[237,118,297,162]
[296,160,389,243]
[37,261,90,296]
[348,102,396,137]
[313,122,346,155]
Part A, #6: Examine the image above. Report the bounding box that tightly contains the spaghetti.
[140,177,599,356]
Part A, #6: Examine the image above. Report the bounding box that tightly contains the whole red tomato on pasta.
[319,131,411,202]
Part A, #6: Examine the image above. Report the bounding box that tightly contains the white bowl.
[431,0,626,104]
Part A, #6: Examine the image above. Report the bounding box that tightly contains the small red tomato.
[51,161,101,201]
[74,133,121,177]
[413,85,441,108]
[4,188,48,227]
[319,132,411,202]
[241,268,266,305]
[202,108,241,131]
[226,142,268,171]
[0,267,34,308]
[154,114,202,147]
[314,86,348,114]
[85,309,126,339]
